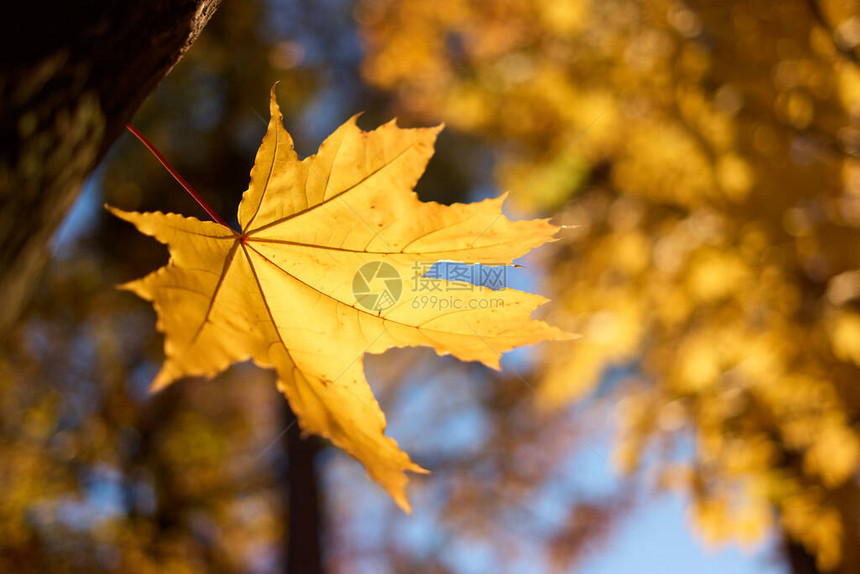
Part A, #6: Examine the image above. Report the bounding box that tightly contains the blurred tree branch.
[0,0,220,335]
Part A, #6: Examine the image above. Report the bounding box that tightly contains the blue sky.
[583,490,782,574]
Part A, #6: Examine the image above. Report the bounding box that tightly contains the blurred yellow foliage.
[359,0,860,569]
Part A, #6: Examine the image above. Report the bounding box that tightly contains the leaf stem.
[125,124,229,227]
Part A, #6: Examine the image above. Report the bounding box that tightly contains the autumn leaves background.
[4,0,860,573]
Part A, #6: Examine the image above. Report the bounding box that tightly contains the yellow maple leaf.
[109,87,571,511]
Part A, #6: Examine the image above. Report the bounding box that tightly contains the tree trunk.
[283,402,324,574]
[0,1,220,333]
[784,536,823,574]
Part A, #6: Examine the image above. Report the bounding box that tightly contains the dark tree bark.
[784,536,822,574]
[0,1,220,333]
[283,402,324,574]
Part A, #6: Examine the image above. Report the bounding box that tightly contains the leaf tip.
[395,497,414,514]
[150,363,181,393]
[268,82,284,121]
[485,356,504,371]
[393,465,430,514]
[104,204,127,218]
